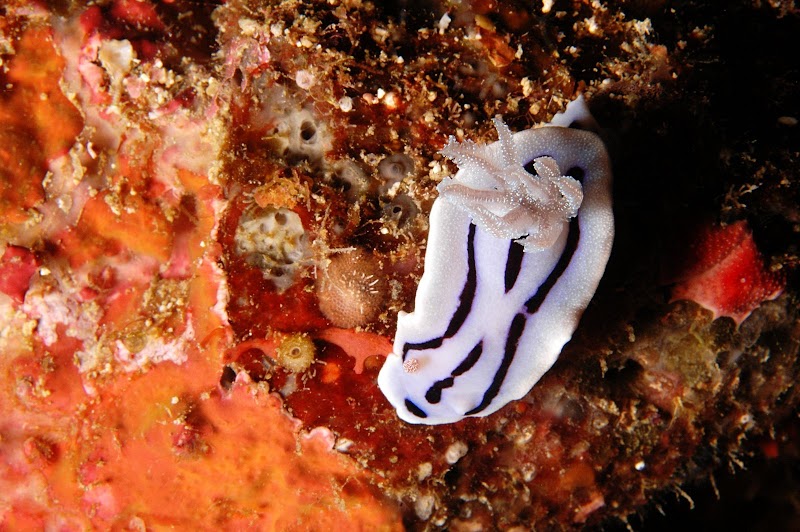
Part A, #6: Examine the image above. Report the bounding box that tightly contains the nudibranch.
[377,97,614,425]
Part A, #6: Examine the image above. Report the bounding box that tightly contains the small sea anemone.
[330,160,372,201]
[382,193,419,228]
[275,333,316,373]
[377,153,415,194]
[316,249,388,328]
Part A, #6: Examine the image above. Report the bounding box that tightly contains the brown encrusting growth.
[0,0,798,529]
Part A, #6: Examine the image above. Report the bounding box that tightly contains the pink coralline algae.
[671,220,785,324]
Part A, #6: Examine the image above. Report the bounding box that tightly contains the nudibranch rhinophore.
[377,97,614,425]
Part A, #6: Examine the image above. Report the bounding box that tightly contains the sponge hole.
[300,120,317,142]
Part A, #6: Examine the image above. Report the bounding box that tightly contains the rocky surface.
[0,0,798,529]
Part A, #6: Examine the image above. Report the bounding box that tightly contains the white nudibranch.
[377,97,614,425]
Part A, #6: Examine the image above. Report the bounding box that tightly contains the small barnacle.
[275,334,316,373]
[382,193,419,228]
[377,153,415,194]
[330,160,372,201]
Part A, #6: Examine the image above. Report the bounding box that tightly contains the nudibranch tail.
[378,97,614,425]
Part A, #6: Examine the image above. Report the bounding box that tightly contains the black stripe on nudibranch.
[504,241,525,292]
[425,341,484,404]
[452,341,484,376]
[425,377,453,404]
[401,337,443,358]
[444,223,477,337]
[465,313,526,416]
[405,398,428,418]
[525,217,580,314]
[402,224,478,360]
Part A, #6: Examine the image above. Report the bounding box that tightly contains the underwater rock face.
[0,0,798,530]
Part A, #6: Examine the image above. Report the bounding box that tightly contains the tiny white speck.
[171,396,179,405]
[634,460,646,471]
[335,438,354,453]
[437,13,451,34]
[295,69,314,90]
[383,91,399,109]
[445,441,468,464]
[338,96,353,112]
[417,462,433,481]
[522,464,536,482]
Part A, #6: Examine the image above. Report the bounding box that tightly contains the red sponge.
[672,221,784,324]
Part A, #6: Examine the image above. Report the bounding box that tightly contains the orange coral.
[0,26,83,226]
[79,191,174,263]
[0,17,402,529]
[1,352,401,529]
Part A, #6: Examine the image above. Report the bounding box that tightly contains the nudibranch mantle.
[377,97,614,425]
